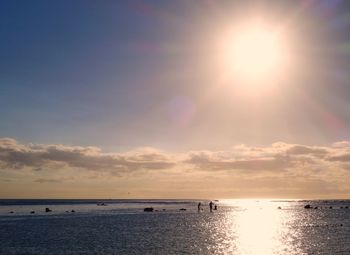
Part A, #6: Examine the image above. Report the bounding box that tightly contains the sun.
[225,23,287,84]
[232,27,283,78]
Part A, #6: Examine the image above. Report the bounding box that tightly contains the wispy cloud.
[34,178,67,183]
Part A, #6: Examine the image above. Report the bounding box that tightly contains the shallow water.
[0,199,349,254]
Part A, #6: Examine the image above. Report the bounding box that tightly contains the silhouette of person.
[198,202,202,212]
[209,201,213,212]
[214,205,217,210]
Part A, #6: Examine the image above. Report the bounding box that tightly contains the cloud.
[285,145,328,156]
[184,151,294,171]
[34,178,65,183]
[182,142,332,172]
[0,138,175,173]
[1,137,350,179]
[331,141,350,148]
[2,138,350,198]
[326,154,350,162]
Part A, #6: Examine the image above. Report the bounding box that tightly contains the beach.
[1,199,349,254]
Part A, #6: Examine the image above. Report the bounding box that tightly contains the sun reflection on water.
[219,199,302,255]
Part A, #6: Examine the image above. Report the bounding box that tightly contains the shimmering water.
[0,199,349,254]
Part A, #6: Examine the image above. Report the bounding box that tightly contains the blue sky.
[2,0,350,151]
[1,1,191,149]
[2,1,350,198]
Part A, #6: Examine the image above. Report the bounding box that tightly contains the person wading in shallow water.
[197,202,202,212]
[209,201,213,212]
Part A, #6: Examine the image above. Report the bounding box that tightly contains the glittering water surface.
[0,199,349,254]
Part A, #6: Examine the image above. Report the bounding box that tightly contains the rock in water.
[144,207,154,212]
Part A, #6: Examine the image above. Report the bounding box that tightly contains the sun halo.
[222,23,289,86]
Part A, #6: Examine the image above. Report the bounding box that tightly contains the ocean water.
[0,199,349,254]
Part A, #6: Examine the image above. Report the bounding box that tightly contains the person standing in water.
[209,201,213,212]
[197,202,202,212]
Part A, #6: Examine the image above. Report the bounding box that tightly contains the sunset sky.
[1,0,350,199]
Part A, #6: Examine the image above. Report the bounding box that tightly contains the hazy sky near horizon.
[1,0,350,198]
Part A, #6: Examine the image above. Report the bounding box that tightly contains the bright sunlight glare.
[225,23,288,84]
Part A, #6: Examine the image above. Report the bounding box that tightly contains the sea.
[0,199,349,254]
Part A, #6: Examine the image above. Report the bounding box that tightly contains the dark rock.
[304,204,312,209]
[71,210,75,213]
[314,207,318,209]
[9,211,14,214]
[30,211,35,214]
[277,206,282,210]
[45,208,52,212]
[329,206,333,209]
[144,207,154,212]
[179,208,187,211]
[345,206,349,209]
